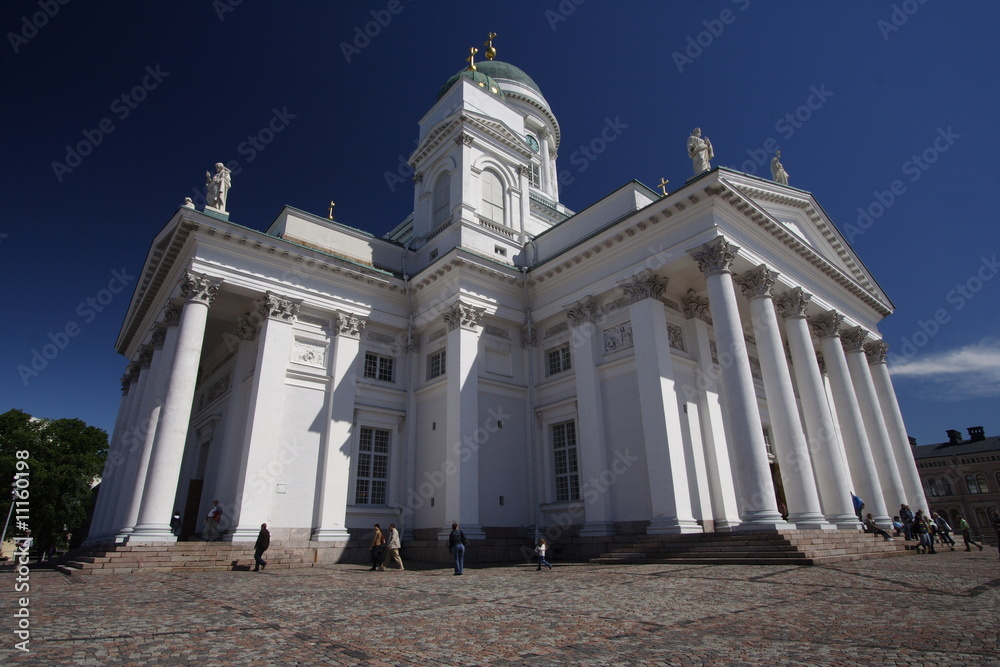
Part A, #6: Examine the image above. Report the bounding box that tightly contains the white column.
[689,238,785,528]
[131,272,221,541]
[774,289,857,528]
[622,271,699,534]
[865,341,928,512]
[231,293,300,541]
[102,356,151,538]
[811,312,891,527]
[86,368,137,543]
[737,267,829,529]
[313,310,364,541]
[566,297,616,537]
[682,294,740,531]
[440,302,485,540]
[539,128,555,199]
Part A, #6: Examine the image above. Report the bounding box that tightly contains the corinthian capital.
[864,340,889,365]
[257,292,300,323]
[235,313,260,342]
[682,289,711,322]
[737,264,778,300]
[137,346,153,370]
[180,271,222,306]
[840,327,870,353]
[333,311,366,338]
[774,287,812,319]
[162,301,182,327]
[443,302,484,331]
[690,237,739,276]
[620,269,666,304]
[566,296,598,327]
[810,311,844,339]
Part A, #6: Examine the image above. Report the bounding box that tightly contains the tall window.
[966,473,989,494]
[546,345,571,376]
[552,421,579,502]
[529,163,541,188]
[364,352,394,382]
[927,477,939,497]
[480,170,504,224]
[355,427,390,505]
[432,172,450,227]
[941,477,953,496]
[427,349,446,380]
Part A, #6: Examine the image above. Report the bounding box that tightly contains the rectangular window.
[529,163,541,188]
[427,349,446,380]
[354,427,390,505]
[363,352,395,382]
[762,426,773,457]
[552,421,579,502]
[547,345,571,376]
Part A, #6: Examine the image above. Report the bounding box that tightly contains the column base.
[311,527,351,542]
[827,514,863,530]
[438,525,485,541]
[231,526,266,542]
[786,513,838,531]
[128,524,178,543]
[646,518,702,535]
[733,510,790,531]
[579,521,618,538]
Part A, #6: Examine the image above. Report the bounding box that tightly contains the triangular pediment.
[411,110,532,166]
[715,170,893,314]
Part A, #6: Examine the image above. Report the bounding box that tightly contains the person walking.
[899,504,914,541]
[448,523,467,575]
[534,538,553,570]
[253,523,270,571]
[204,500,223,541]
[912,510,935,554]
[369,524,386,571]
[956,514,983,552]
[383,523,404,570]
[932,512,956,550]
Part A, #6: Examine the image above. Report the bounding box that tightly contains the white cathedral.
[87,43,926,559]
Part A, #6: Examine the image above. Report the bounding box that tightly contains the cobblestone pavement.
[4,550,999,666]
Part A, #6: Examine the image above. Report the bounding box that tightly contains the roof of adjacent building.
[911,435,1000,460]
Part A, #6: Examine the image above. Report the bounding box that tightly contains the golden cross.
[483,32,497,61]
[328,201,335,220]
[658,178,669,196]
[466,46,478,71]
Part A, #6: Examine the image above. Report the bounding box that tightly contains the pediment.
[410,111,532,166]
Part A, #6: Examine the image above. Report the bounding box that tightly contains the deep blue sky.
[3,1,998,447]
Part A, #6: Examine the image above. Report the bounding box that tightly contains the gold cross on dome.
[658,178,669,196]
[328,201,335,220]
[466,47,478,71]
[484,32,497,61]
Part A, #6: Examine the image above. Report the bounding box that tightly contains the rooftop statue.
[688,128,713,176]
[771,150,789,185]
[205,162,232,212]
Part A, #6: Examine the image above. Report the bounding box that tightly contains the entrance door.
[181,479,203,540]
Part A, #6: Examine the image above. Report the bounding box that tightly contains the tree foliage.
[0,409,107,555]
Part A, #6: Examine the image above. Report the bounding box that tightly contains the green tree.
[0,409,107,556]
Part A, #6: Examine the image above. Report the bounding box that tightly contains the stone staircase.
[591,529,912,566]
[46,541,321,576]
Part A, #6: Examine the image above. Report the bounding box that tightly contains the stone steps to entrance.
[591,530,911,566]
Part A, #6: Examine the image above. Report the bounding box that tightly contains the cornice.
[409,251,520,295]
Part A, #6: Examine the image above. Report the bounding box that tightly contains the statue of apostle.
[205,162,232,212]
[688,128,713,176]
[771,150,789,185]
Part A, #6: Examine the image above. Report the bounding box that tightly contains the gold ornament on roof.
[658,178,670,196]
[466,46,478,71]
[483,32,497,60]
[328,201,335,220]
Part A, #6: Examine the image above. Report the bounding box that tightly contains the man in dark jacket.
[253,523,270,571]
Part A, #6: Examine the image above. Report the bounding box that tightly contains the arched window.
[974,507,988,529]
[965,475,976,494]
[940,477,953,496]
[432,172,450,227]
[927,478,939,497]
[480,169,504,225]
[995,472,1000,493]
[975,473,989,494]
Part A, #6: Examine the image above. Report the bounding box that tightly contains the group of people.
[885,503,997,556]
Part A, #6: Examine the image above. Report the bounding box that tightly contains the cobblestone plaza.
[6,550,999,665]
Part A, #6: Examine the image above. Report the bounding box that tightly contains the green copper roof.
[437,60,542,100]
[436,69,506,101]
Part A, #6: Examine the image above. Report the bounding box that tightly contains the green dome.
[436,69,506,101]
[437,60,542,100]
